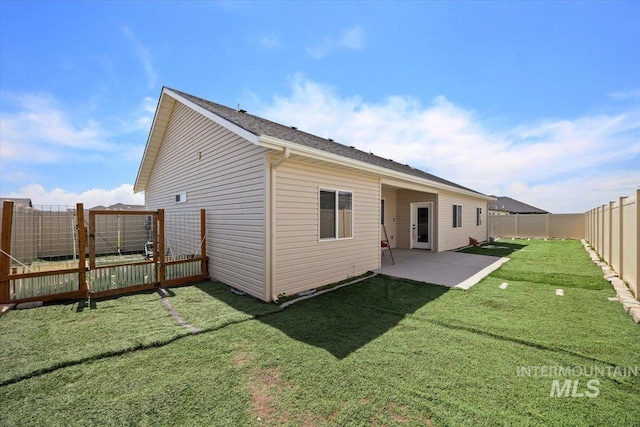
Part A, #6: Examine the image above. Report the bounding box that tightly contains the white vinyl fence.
[585,190,639,300]
[489,213,585,239]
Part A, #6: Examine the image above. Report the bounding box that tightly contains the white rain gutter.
[258,134,495,202]
[268,147,290,302]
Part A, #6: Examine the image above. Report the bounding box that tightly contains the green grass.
[1,239,639,426]
[459,238,609,290]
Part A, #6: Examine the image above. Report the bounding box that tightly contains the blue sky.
[1,1,638,212]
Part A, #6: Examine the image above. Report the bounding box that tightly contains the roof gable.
[135,87,491,199]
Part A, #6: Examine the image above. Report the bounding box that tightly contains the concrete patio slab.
[376,249,509,290]
[0,303,16,317]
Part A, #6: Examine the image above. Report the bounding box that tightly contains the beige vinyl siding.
[381,186,398,248]
[274,156,380,296]
[396,190,438,250]
[438,191,488,251]
[145,102,268,300]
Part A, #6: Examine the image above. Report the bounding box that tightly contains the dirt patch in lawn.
[233,350,253,367]
[247,366,326,426]
[249,366,293,424]
[369,401,433,426]
[251,367,281,423]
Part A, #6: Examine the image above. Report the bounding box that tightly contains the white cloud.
[117,96,157,133]
[608,89,640,100]
[503,171,640,213]
[259,35,281,49]
[0,92,154,165]
[306,25,365,59]
[339,26,365,49]
[138,96,157,126]
[260,76,640,212]
[123,26,158,89]
[0,93,112,163]
[6,183,144,208]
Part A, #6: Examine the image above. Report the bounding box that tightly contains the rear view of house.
[135,87,494,301]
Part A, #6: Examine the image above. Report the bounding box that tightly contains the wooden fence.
[0,204,152,264]
[488,213,585,239]
[585,189,639,300]
[0,201,208,304]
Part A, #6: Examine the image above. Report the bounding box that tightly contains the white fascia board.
[380,177,440,194]
[163,88,259,145]
[258,134,494,201]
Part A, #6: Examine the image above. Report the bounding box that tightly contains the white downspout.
[269,147,290,302]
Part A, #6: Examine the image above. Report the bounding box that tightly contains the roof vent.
[349,145,355,149]
[369,151,374,155]
[328,138,334,142]
[389,158,393,162]
[236,104,246,113]
[290,126,297,130]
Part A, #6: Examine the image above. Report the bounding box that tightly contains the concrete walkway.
[376,249,509,290]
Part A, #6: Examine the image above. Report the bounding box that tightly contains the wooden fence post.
[76,203,88,296]
[200,208,207,278]
[157,209,165,284]
[1,201,14,303]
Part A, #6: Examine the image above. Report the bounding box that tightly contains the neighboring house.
[0,198,33,208]
[89,203,146,211]
[488,196,548,216]
[134,87,494,301]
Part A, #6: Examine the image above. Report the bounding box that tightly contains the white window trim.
[175,191,187,204]
[319,188,354,241]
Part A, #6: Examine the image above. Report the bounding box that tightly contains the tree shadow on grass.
[200,276,449,359]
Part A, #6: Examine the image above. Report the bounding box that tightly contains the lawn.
[1,239,639,426]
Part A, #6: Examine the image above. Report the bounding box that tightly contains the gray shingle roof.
[488,196,548,214]
[0,198,33,207]
[89,203,146,211]
[168,88,486,196]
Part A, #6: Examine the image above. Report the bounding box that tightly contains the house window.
[320,189,353,239]
[477,207,482,226]
[453,204,462,228]
[175,191,187,203]
[381,199,386,225]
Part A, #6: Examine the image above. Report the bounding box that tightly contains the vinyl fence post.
[546,213,550,238]
[617,199,623,280]
[600,205,606,257]
[0,201,14,303]
[608,201,614,265]
[635,190,640,301]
